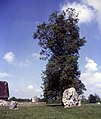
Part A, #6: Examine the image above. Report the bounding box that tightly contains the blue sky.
[0,0,101,99]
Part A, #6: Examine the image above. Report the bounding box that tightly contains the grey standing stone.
[9,101,18,110]
[62,87,81,108]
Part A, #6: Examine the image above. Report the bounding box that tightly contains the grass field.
[0,104,101,119]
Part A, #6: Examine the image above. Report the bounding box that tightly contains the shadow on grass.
[46,103,63,107]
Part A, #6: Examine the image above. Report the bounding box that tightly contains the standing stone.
[9,101,18,110]
[62,87,81,108]
[32,96,39,103]
[0,100,9,106]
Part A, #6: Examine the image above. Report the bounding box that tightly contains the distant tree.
[88,94,96,103]
[34,8,86,102]
[9,97,17,101]
[88,94,101,103]
[9,97,31,102]
[95,93,101,103]
[81,95,88,104]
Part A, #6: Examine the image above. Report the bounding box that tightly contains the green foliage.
[34,8,86,102]
[81,95,89,104]
[95,94,101,103]
[88,94,101,103]
[0,104,101,119]
[9,97,31,102]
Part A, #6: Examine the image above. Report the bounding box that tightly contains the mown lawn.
[0,104,101,119]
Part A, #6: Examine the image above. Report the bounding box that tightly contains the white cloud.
[80,57,101,97]
[15,89,19,93]
[27,84,41,92]
[11,84,42,98]
[25,60,32,65]
[85,0,101,11]
[4,51,15,64]
[4,51,32,67]
[85,57,98,72]
[19,60,32,67]
[0,72,11,78]
[61,0,101,31]
[27,85,34,90]
[95,83,101,89]
[32,52,41,59]
[85,0,101,31]
[60,1,95,23]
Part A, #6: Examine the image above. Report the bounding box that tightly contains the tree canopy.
[88,94,101,103]
[34,8,86,102]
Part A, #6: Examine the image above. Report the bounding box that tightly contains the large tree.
[34,8,86,102]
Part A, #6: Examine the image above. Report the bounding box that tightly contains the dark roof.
[0,81,9,98]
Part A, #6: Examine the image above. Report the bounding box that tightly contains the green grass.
[0,104,101,119]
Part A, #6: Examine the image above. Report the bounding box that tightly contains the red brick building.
[0,81,9,100]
